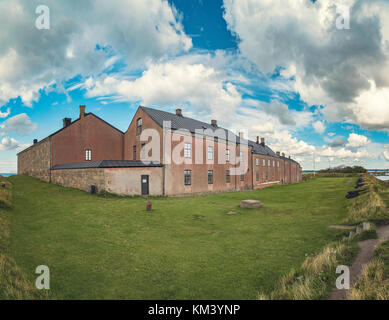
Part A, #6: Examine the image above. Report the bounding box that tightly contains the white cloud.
[223,0,389,130]
[313,121,325,135]
[383,151,389,161]
[0,0,191,106]
[345,133,370,148]
[84,59,242,119]
[0,113,37,135]
[0,136,19,150]
[0,106,10,118]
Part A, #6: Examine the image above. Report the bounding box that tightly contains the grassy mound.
[345,174,389,224]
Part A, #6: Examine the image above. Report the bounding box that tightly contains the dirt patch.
[328,225,355,230]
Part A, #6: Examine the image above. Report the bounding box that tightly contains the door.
[141,175,149,195]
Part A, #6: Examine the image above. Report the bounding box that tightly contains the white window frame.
[268,159,271,166]
[226,149,230,162]
[85,149,92,161]
[256,158,259,166]
[262,159,266,166]
[184,143,192,158]
[207,146,214,160]
[273,160,275,167]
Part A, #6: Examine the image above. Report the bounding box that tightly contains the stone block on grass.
[240,200,262,209]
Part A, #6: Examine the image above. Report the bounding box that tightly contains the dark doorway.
[141,175,149,196]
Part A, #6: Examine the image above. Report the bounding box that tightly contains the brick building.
[17,105,302,196]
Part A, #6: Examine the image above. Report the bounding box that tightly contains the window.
[240,174,244,181]
[226,170,230,183]
[273,160,275,167]
[268,160,271,166]
[133,145,136,160]
[141,143,146,159]
[226,149,230,162]
[240,152,243,162]
[262,159,266,166]
[184,170,191,186]
[85,149,92,161]
[208,170,213,184]
[184,143,192,158]
[277,161,280,167]
[256,158,259,166]
[136,118,142,135]
[256,172,259,181]
[207,146,213,160]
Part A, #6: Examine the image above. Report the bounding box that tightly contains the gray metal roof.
[141,106,279,157]
[52,160,163,170]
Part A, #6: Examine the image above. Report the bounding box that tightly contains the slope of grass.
[258,241,358,300]
[0,177,46,299]
[345,174,389,224]
[7,175,353,299]
[348,240,389,300]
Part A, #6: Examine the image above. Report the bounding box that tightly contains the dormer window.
[137,118,142,135]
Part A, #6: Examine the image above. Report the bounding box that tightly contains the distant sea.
[0,173,15,177]
[376,176,389,181]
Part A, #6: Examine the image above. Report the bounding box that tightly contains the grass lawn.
[7,175,354,299]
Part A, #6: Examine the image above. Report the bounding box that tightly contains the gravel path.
[328,223,389,300]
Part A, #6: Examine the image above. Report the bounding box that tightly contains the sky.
[1,0,389,173]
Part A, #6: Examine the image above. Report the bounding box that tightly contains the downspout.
[251,151,254,190]
[49,136,52,183]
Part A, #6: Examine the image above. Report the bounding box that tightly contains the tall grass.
[348,240,389,300]
[0,176,12,208]
[258,242,357,300]
[0,177,46,299]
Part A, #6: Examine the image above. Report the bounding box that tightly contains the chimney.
[33,139,38,144]
[175,108,182,116]
[238,132,244,139]
[289,155,291,159]
[80,105,86,119]
[256,136,260,144]
[63,118,72,128]
[276,151,280,156]
[282,153,285,157]
[211,119,217,127]
[260,137,265,146]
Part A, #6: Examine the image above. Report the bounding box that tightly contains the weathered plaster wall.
[104,167,163,196]
[17,138,51,182]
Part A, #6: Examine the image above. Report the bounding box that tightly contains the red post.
[146,201,152,211]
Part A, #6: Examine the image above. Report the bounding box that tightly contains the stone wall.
[51,168,105,193]
[17,138,51,182]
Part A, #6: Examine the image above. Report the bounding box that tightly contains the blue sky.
[1,0,389,172]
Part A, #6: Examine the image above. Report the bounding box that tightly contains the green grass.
[6,175,354,299]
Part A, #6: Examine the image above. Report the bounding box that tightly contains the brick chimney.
[63,118,72,128]
[260,137,265,146]
[211,119,217,127]
[33,139,38,144]
[175,108,182,116]
[238,132,244,139]
[80,105,86,120]
[276,151,280,156]
[256,136,260,144]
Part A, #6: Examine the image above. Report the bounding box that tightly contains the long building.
[17,105,302,196]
